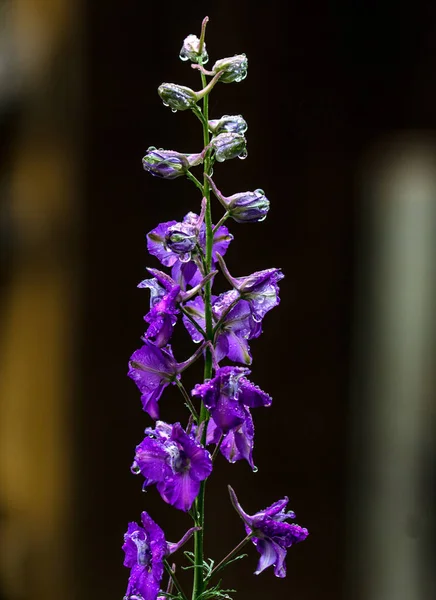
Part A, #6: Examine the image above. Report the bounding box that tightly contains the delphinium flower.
[192,366,271,470]
[131,421,212,511]
[228,486,309,578]
[122,16,308,600]
[123,511,198,600]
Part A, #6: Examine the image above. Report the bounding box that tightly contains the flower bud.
[227,190,270,223]
[158,83,198,111]
[142,147,190,179]
[210,133,247,162]
[208,115,248,135]
[212,54,248,83]
[179,34,208,64]
[165,222,197,256]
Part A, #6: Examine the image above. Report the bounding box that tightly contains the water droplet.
[162,102,169,107]
[147,146,156,152]
[179,53,189,62]
[131,464,141,475]
[255,189,265,195]
[252,466,259,473]
[171,108,178,113]
[238,151,248,160]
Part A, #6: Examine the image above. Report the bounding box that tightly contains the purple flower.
[128,342,180,419]
[228,486,309,578]
[183,291,261,365]
[123,512,199,600]
[128,342,204,419]
[122,511,166,600]
[138,279,180,347]
[132,421,213,511]
[207,411,255,470]
[147,214,233,290]
[192,366,271,432]
[218,254,284,322]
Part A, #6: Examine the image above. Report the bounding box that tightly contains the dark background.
[1,2,436,600]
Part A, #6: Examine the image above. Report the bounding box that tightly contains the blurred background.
[0,1,435,599]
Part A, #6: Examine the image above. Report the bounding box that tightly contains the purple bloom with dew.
[218,254,284,322]
[183,291,261,364]
[128,341,204,419]
[122,511,166,600]
[228,486,309,578]
[147,214,233,290]
[138,278,180,347]
[192,366,271,432]
[131,421,213,511]
[207,411,256,470]
[123,511,198,600]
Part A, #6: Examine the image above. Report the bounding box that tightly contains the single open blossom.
[128,341,204,419]
[122,511,166,600]
[192,366,271,432]
[218,254,284,322]
[138,279,180,348]
[207,411,255,470]
[147,214,233,289]
[132,421,212,511]
[123,511,198,600]
[228,486,309,578]
[183,291,261,364]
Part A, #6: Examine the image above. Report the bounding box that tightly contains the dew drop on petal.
[252,466,259,473]
[171,108,178,113]
[179,53,189,62]
[238,151,248,160]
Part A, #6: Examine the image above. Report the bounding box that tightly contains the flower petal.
[147,221,178,267]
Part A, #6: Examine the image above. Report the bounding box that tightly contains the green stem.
[176,381,199,422]
[212,211,229,234]
[212,296,240,337]
[186,171,204,194]
[207,534,252,581]
[180,306,207,339]
[192,105,209,130]
[211,434,224,462]
[192,67,214,600]
[164,560,189,600]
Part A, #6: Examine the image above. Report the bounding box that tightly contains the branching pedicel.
[123,17,308,600]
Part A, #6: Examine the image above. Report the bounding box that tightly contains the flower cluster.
[122,16,308,600]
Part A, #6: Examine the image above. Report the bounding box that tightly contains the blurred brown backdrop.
[0,1,435,600]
